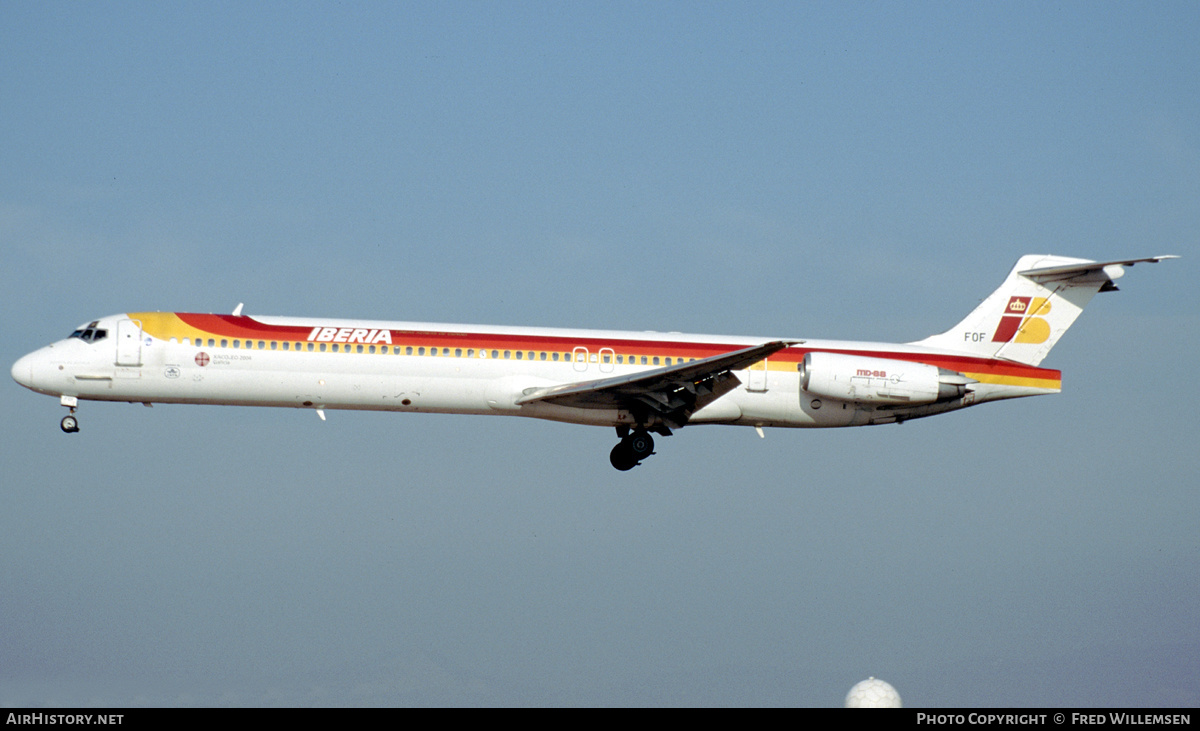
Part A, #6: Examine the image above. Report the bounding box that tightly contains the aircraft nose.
[12,352,34,388]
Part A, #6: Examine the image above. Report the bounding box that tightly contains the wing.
[514,340,798,431]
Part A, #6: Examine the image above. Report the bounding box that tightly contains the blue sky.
[2,2,1197,706]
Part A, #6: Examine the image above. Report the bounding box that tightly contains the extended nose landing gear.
[609,429,655,471]
[59,395,80,433]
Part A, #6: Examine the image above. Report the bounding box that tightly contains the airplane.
[11,254,1176,470]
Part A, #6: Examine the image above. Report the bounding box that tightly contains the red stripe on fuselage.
[167,314,1060,382]
[176,314,313,340]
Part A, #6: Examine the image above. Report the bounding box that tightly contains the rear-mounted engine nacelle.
[800,352,974,405]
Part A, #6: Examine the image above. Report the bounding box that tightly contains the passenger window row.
[165,336,697,365]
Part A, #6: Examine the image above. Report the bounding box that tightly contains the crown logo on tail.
[993,297,1051,344]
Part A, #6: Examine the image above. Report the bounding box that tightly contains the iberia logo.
[992,297,1051,344]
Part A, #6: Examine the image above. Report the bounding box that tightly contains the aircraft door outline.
[116,319,143,367]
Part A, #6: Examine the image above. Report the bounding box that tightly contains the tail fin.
[914,254,1178,366]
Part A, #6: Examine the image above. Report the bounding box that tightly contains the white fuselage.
[12,311,1061,432]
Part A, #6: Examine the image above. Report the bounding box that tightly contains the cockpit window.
[69,321,108,343]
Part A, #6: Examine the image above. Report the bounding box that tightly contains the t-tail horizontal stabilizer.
[914,254,1177,367]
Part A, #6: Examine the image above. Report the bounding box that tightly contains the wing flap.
[514,340,798,421]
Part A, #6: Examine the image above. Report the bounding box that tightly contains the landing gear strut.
[59,395,80,433]
[609,429,655,471]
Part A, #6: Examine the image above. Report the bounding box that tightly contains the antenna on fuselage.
[232,303,244,316]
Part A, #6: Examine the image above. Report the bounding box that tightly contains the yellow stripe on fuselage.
[963,371,1061,390]
[129,312,210,343]
[126,312,1063,392]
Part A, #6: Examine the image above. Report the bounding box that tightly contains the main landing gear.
[609,428,655,471]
